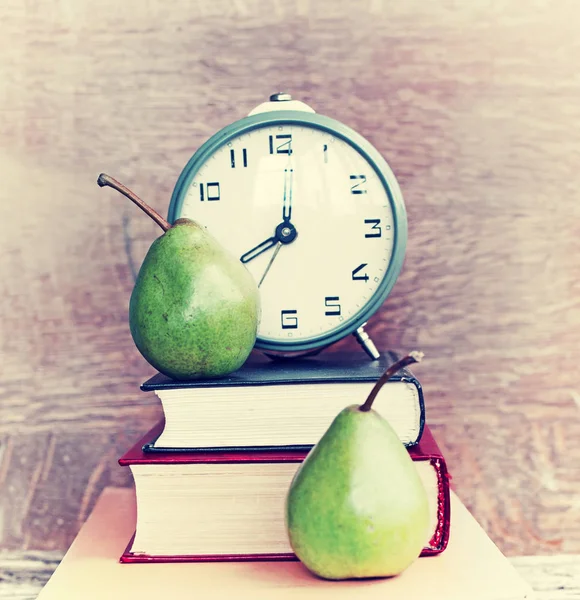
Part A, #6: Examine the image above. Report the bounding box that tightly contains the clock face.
[172,118,404,350]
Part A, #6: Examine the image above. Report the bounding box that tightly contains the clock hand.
[240,220,298,264]
[256,221,297,288]
[240,236,278,263]
[242,165,297,264]
[282,167,293,222]
[257,241,282,288]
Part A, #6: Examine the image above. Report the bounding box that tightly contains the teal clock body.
[168,95,407,357]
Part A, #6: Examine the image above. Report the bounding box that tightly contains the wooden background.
[1,0,579,558]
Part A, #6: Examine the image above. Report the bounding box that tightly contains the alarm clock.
[168,93,407,359]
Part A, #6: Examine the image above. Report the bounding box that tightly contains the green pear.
[97,174,260,380]
[285,352,430,580]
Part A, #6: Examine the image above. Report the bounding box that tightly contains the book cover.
[118,424,450,562]
[140,350,426,450]
[36,487,534,600]
[141,350,419,390]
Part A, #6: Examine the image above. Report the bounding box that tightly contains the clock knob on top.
[269,92,292,102]
[248,92,316,116]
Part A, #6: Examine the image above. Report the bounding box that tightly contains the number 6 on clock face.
[169,104,407,354]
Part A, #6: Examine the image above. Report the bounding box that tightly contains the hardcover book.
[141,351,425,451]
[118,423,450,562]
[36,487,533,600]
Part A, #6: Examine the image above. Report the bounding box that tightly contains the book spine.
[421,456,451,555]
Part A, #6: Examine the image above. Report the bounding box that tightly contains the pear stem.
[97,173,171,232]
[359,351,424,412]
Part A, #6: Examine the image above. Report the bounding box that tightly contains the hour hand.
[240,236,278,263]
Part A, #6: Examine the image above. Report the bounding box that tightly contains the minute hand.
[282,167,293,222]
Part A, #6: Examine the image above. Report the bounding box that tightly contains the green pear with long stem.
[97,174,260,380]
[285,351,430,580]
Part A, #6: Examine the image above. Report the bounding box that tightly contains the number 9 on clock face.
[169,111,407,354]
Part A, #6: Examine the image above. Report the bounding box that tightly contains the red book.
[118,424,451,563]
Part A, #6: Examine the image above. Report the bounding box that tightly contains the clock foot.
[353,325,380,360]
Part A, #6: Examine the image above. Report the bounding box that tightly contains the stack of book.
[36,350,535,600]
[117,350,451,563]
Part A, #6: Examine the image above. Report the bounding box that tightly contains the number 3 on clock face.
[169,109,407,354]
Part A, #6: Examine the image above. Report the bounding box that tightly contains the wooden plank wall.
[1,0,579,556]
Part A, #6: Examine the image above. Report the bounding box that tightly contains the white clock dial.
[178,123,395,344]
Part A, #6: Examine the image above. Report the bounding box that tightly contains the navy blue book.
[140,351,425,452]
